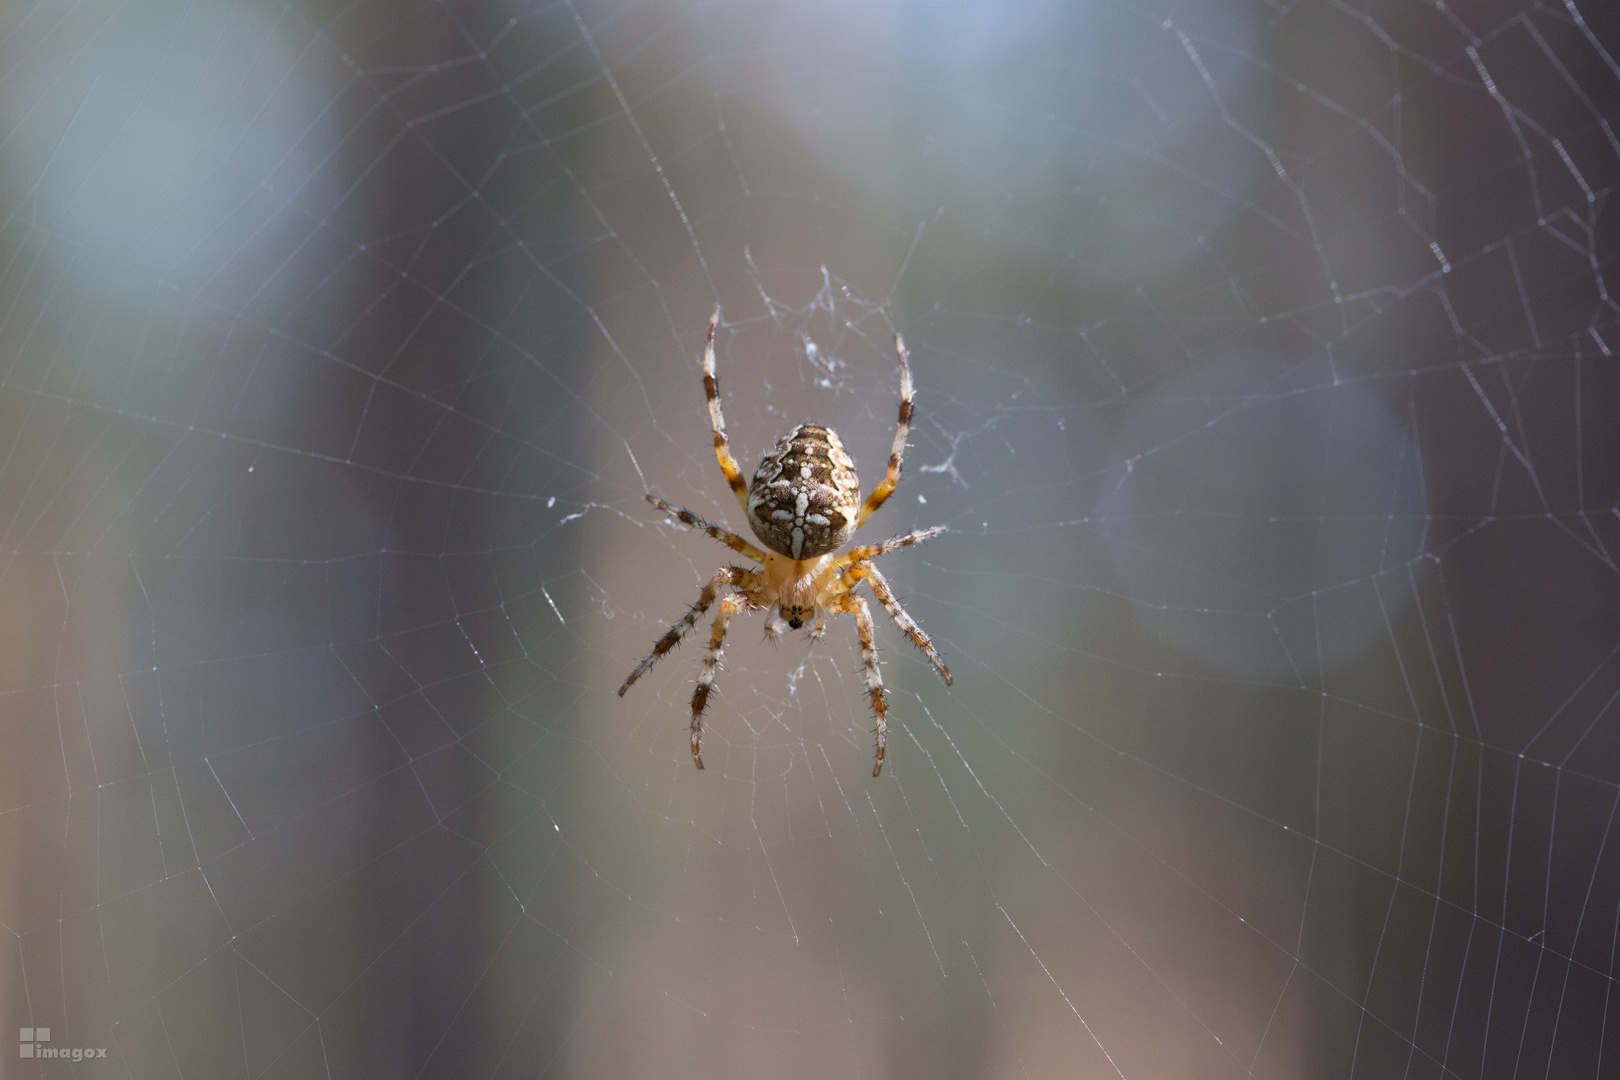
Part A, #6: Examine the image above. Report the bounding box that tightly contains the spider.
[619,307,951,776]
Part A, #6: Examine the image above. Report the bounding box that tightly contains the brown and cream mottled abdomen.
[746,424,861,559]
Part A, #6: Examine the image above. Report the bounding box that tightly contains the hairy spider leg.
[829,592,888,775]
[854,334,914,528]
[691,592,755,768]
[845,561,951,685]
[646,493,766,562]
[832,525,947,571]
[701,306,751,512]
[619,566,755,695]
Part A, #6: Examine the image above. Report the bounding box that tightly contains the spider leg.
[832,525,946,571]
[646,493,767,562]
[854,333,914,528]
[829,593,888,776]
[619,566,753,695]
[701,306,751,512]
[846,561,951,685]
[691,592,753,769]
[809,608,827,641]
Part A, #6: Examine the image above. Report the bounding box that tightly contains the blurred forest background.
[2,0,1618,1077]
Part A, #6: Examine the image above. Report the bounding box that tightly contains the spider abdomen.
[747,423,861,559]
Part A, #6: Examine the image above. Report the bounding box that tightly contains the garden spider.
[619,307,951,776]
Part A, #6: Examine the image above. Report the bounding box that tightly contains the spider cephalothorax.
[620,307,950,776]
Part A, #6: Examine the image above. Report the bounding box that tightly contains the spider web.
[1,0,1618,1076]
